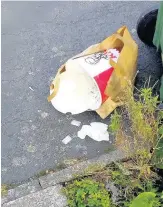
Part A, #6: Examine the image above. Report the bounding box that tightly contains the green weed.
[109,83,163,179]
[1,184,16,197]
[1,184,8,197]
[63,178,111,207]
[129,192,161,207]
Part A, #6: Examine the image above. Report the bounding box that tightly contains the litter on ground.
[71,120,81,127]
[77,122,109,142]
[29,86,34,91]
[62,135,72,145]
[48,26,138,119]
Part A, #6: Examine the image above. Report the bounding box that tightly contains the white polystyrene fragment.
[90,122,108,132]
[131,28,136,34]
[29,86,34,91]
[77,122,109,142]
[77,125,91,139]
[62,135,72,145]
[71,120,81,127]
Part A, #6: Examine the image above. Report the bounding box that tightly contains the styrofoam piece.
[71,120,81,127]
[29,86,34,91]
[77,122,109,142]
[62,135,72,145]
[78,125,91,139]
[90,122,108,132]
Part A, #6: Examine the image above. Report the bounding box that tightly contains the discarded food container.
[48,26,138,119]
[49,49,120,114]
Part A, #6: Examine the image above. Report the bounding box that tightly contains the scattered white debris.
[131,28,136,34]
[90,122,108,131]
[83,151,87,155]
[29,86,34,91]
[78,125,91,139]
[62,135,72,145]
[71,120,81,127]
[77,122,109,142]
[26,145,36,153]
[29,71,34,75]
[1,168,7,172]
[41,112,49,118]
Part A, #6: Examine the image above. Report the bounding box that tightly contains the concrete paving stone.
[2,185,67,207]
[2,180,42,205]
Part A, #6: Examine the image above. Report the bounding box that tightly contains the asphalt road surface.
[2,1,162,184]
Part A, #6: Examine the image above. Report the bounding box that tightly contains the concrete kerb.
[2,150,125,206]
[39,149,125,188]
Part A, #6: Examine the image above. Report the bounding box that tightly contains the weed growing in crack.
[109,82,163,180]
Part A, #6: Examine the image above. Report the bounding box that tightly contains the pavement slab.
[2,185,67,207]
[2,180,41,205]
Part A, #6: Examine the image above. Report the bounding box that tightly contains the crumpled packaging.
[48,26,138,119]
